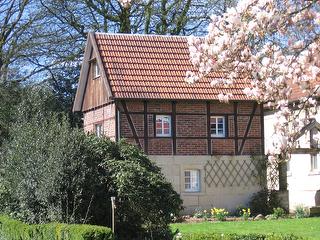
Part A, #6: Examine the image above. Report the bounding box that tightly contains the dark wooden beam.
[260,104,265,155]
[172,101,177,155]
[239,102,258,155]
[144,101,148,154]
[121,100,142,149]
[115,103,119,142]
[122,136,262,140]
[234,102,239,155]
[207,102,212,155]
[123,111,262,117]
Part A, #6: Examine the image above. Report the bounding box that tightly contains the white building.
[264,112,320,211]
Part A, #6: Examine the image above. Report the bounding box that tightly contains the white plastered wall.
[264,110,320,211]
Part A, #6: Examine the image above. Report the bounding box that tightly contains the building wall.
[151,155,262,213]
[287,153,320,210]
[83,103,116,140]
[264,110,320,211]
[119,100,263,156]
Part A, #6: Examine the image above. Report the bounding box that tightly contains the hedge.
[0,215,113,240]
[180,233,305,240]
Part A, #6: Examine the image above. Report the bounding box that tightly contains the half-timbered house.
[73,32,265,213]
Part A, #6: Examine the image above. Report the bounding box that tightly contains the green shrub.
[0,90,183,240]
[272,207,286,219]
[193,208,204,219]
[0,215,113,240]
[249,189,282,216]
[179,233,304,240]
[294,205,310,219]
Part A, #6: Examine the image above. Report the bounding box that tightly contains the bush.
[102,141,183,239]
[0,215,113,240]
[272,207,285,219]
[0,88,183,240]
[249,189,282,216]
[178,233,304,240]
[294,205,309,219]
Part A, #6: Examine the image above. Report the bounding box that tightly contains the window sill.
[308,171,320,176]
[155,135,172,138]
[93,75,100,79]
[211,135,226,138]
[182,191,204,196]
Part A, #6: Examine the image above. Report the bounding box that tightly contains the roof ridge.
[94,31,204,39]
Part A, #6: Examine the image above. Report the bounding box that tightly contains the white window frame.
[184,170,200,192]
[311,154,319,171]
[92,61,100,78]
[210,116,225,137]
[95,123,103,137]
[155,115,172,137]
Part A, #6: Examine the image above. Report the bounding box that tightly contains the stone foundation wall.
[150,155,264,214]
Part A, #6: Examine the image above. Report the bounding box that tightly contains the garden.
[171,217,320,240]
[169,193,320,240]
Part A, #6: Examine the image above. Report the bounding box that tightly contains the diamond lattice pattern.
[204,158,259,188]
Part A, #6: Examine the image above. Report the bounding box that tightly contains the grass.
[171,217,320,239]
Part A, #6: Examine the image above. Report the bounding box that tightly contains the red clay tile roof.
[94,33,252,101]
[289,79,320,101]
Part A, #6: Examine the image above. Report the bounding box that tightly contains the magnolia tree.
[185,0,320,162]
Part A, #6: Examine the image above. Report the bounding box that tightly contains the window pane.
[163,121,169,128]
[211,117,225,137]
[311,155,318,170]
[156,115,171,136]
[185,170,199,192]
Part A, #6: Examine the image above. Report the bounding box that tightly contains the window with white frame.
[210,116,225,137]
[311,154,319,171]
[95,124,103,137]
[92,61,100,78]
[155,115,171,137]
[184,170,200,192]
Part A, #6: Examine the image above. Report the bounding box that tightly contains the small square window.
[95,124,103,137]
[92,61,100,78]
[311,154,319,171]
[184,170,200,192]
[210,116,225,137]
[155,115,171,137]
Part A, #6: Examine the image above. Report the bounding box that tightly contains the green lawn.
[171,217,320,239]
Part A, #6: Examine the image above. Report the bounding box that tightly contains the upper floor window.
[311,154,319,171]
[184,170,200,192]
[210,116,225,137]
[92,61,100,78]
[156,115,171,137]
[95,123,103,137]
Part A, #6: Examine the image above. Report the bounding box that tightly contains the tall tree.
[34,0,233,121]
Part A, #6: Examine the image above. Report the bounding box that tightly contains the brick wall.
[117,100,263,156]
[83,103,116,140]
